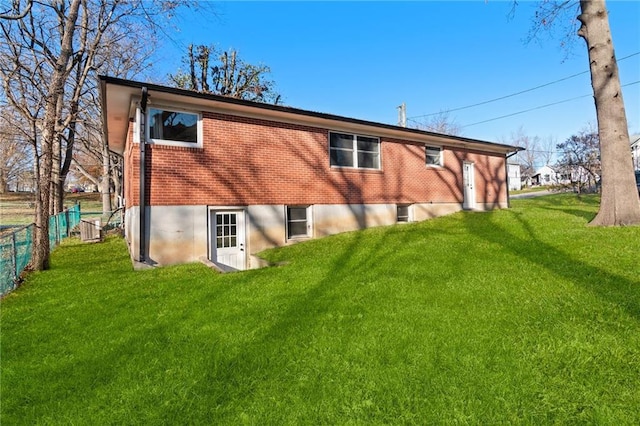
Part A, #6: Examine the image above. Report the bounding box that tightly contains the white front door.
[463,162,476,210]
[210,210,246,271]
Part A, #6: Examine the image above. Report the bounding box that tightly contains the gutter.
[139,87,148,262]
[505,150,520,208]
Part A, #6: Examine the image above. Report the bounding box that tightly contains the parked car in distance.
[70,187,84,193]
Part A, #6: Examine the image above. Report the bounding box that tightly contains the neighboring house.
[631,134,640,171]
[556,165,599,187]
[531,165,559,186]
[507,161,522,191]
[100,76,522,270]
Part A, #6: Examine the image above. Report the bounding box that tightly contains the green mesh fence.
[1,204,81,296]
[1,225,33,295]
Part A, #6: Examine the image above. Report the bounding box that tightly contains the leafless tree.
[555,127,601,193]
[501,126,543,183]
[0,111,32,193]
[409,111,463,136]
[0,0,205,270]
[0,0,32,20]
[169,45,282,104]
[520,0,640,225]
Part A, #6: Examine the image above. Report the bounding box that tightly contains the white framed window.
[329,132,380,169]
[286,206,311,239]
[397,204,411,223]
[425,146,443,167]
[146,107,203,148]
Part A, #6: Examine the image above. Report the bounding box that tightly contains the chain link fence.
[1,204,81,296]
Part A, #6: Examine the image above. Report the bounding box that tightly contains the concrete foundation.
[124,201,492,269]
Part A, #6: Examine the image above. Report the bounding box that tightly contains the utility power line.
[407,51,640,120]
[458,80,640,129]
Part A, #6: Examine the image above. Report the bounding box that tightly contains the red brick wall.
[123,112,507,207]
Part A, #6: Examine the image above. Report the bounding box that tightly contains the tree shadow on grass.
[462,210,640,321]
[512,194,599,222]
[191,220,478,422]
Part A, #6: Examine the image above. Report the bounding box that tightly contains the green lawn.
[2,194,639,424]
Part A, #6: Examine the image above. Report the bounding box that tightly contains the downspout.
[139,87,148,262]
[505,151,519,208]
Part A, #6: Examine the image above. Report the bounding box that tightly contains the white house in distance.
[507,161,521,191]
[531,165,559,186]
[631,134,640,171]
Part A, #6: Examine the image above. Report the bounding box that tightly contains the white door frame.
[208,208,247,271]
[463,161,476,210]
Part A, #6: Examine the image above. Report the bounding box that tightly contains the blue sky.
[151,1,640,154]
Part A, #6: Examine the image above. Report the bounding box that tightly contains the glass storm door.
[210,210,245,271]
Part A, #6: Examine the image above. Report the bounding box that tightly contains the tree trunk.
[31,0,82,271]
[101,137,112,214]
[111,153,123,209]
[58,100,79,213]
[578,0,640,225]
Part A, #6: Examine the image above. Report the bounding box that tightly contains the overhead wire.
[406,51,640,120]
[459,80,640,128]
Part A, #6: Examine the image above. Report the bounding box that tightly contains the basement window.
[147,107,203,148]
[286,206,311,239]
[397,205,411,223]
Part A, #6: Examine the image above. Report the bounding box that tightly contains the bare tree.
[555,128,601,193]
[0,0,205,270]
[521,0,640,225]
[169,45,282,104]
[538,135,557,168]
[409,111,463,136]
[0,111,32,193]
[502,126,543,184]
[0,0,32,20]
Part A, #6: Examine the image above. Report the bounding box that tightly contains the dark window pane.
[149,108,198,143]
[358,152,379,169]
[230,236,237,247]
[216,226,222,237]
[397,205,409,222]
[223,214,229,225]
[230,225,236,236]
[330,149,354,167]
[216,236,223,248]
[288,221,307,238]
[357,137,379,152]
[330,133,353,149]
[426,147,442,165]
[288,207,307,221]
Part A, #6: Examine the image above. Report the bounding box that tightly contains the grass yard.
[2,194,639,424]
[0,192,103,227]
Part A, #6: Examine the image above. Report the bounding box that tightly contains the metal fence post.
[65,208,70,237]
[11,231,17,286]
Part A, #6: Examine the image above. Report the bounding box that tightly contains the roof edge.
[99,75,524,153]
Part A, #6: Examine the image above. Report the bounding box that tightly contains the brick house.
[100,76,522,270]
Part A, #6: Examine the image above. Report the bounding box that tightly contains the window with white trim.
[397,205,410,223]
[330,132,380,169]
[286,206,311,239]
[425,146,443,166]
[147,107,202,148]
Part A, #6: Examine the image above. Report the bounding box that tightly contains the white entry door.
[210,210,246,271]
[463,162,476,210]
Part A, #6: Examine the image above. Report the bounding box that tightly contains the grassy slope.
[1,194,639,424]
